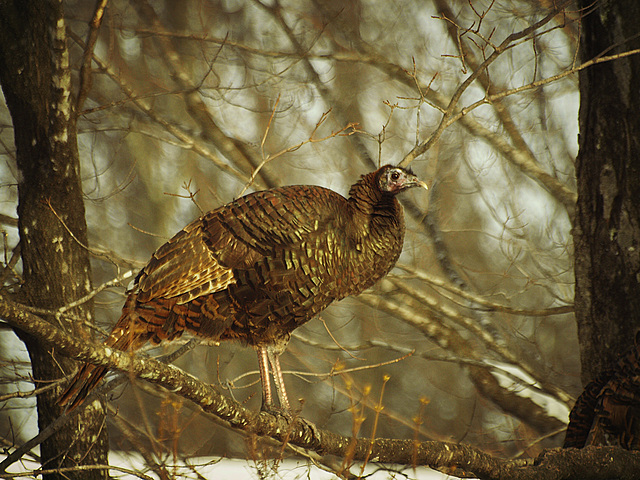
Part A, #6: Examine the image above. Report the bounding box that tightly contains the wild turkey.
[564,331,640,450]
[59,165,427,411]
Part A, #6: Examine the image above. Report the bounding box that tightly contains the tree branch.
[1,295,639,479]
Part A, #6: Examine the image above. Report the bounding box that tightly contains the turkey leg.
[267,347,291,411]
[256,345,291,411]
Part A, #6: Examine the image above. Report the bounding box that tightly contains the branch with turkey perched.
[2,295,640,480]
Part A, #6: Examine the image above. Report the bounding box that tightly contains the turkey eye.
[390,171,400,181]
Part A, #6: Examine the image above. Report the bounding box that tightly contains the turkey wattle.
[59,165,427,411]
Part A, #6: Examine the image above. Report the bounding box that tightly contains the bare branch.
[75,0,108,113]
[2,297,639,479]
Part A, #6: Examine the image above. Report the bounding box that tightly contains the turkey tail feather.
[58,363,109,409]
[58,307,148,410]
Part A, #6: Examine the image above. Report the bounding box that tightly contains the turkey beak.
[409,176,429,192]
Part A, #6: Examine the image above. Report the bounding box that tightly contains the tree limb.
[1,295,639,479]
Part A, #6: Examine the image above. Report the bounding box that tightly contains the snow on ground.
[1,452,456,479]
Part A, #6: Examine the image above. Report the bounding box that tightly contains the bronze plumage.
[59,165,427,411]
[564,332,640,450]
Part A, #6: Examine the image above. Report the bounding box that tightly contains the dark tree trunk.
[574,0,640,385]
[0,1,108,479]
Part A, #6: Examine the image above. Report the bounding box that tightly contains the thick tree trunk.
[574,0,640,384]
[0,1,108,479]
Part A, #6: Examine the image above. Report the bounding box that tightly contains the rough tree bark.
[574,1,640,384]
[0,1,108,479]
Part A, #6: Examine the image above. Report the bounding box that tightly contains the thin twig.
[236,111,358,197]
[75,0,109,113]
[400,6,565,168]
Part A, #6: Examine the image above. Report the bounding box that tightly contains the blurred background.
[0,0,578,469]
